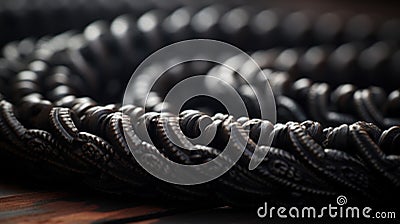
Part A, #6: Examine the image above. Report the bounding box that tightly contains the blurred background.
[0,0,399,47]
[0,1,399,223]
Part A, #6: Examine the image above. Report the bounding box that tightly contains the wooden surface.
[1,177,399,224]
[0,183,167,224]
[0,173,257,224]
[0,181,261,224]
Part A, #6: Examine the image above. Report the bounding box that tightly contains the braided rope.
[0,1,399,207]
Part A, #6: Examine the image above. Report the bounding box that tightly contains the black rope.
[0,1,399,208]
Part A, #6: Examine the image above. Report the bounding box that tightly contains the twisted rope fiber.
[0,1,400,207]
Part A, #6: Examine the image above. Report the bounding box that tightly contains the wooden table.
[0,171,398,223]
[0,174,262,224]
